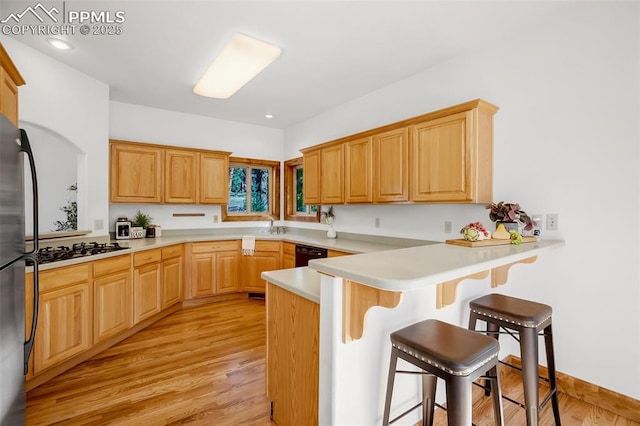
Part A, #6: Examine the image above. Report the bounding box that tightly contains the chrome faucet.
[269,218,274,234]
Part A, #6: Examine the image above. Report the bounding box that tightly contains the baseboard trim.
[503,355,640,422]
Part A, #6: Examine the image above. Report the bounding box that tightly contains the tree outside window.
[228,165,271,215]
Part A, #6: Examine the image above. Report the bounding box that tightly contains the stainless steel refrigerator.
[0,113,39,425]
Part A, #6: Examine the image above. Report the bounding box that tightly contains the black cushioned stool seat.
[383,319,504,426]
[469,293,561,425]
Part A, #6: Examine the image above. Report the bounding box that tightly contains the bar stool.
[382,319,504,426]
[468,293,561,425]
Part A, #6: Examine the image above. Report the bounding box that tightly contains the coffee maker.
[115,218,131,240]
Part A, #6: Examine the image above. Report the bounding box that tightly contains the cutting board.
[445,236,537,247]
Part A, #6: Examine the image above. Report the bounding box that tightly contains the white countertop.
[31,230,430,271]
[261,267,321,303]
[307,239,565,292]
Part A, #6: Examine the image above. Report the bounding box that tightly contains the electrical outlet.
[546,213,558,231]
[375,217,380,228]
[213,215,219,223]
[94,219,104,230]
[444,221,452,234]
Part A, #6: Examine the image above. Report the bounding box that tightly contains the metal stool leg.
[544,324,561,425]
[488,364,505,426]
[383,347,400,426]
[520,327,540,426]
[422,374,437,426]
[445,376,473,426]
[484,321,500,397]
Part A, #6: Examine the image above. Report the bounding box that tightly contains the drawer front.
[93,254,131,277]
[282,242,296,256]
[161,244,183,260]
[40,264,91,292]
[191,241,239,253]
[133,249,162,267]
[256,240,281,253]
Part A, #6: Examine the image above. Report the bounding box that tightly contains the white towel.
[242,236,255,256]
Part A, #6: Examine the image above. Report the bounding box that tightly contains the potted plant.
[322,206,337,239]
[130,210,152,238]
[486,201,533,232]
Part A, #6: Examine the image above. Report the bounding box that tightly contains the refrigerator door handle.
[20,129,38,254]
[23,258,38,375]
[20,128,39,374]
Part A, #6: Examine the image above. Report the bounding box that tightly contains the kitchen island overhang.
[304,239,564,425]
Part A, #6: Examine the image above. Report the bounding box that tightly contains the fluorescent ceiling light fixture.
[46,38,73,50]
[265,114,273,119]
[194,33,281,99]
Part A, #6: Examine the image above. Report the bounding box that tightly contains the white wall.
[284,2,640,399]
[108,102,284,231]
[1,36,110,237]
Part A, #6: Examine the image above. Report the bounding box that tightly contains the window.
[224,157,280,221]
[285,157,319,222]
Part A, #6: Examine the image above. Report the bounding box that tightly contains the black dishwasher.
[295,244,328,267]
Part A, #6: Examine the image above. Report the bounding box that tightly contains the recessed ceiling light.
[265,114,273,119]
[46,38,73,51]
[194,33,282,99]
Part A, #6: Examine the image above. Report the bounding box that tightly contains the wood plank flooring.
[26,298,272,426]
[27,298,639,425]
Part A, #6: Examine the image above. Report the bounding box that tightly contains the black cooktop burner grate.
[34,242,129,264]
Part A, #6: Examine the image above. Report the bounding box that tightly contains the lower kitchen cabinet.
[33,264,92,374]
[189,241,240,298]
[242,241,281,293]
[267,282,319,426]
[282,242,295,269]
[133,249,162,324]
[161,245,184,308]
[93,255,132,344]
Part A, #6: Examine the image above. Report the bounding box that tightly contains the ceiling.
[3,1,571,129]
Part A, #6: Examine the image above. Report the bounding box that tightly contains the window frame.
[284,157,320,223]
[223,157,280,222]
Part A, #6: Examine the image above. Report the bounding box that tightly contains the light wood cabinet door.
[345,137,373,203]
[93,270,132,344]
[165,149,198,204]
[190,253,216,298]
[242,252,281,293]
[199,152,229,204]
[0,45,24,126]
[373,127,409,203]
[302,149,321,205]
[0,67,19,126]
[282,242,295,269]
[321,144,344,204]
[110,142,163,203]
[267,283,319,426]
[133,263,161,324]
[162,256,183,308]
[215,251,240,294]
[34,282,92,373]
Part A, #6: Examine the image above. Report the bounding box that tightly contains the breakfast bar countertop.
[306,239,565,292]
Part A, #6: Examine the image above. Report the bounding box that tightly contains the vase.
[327,225,337,239]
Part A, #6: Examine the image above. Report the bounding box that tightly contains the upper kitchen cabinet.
[321,144,344,204]
[345,137,373,203]
[110,141,163,203]
[373,127,409,203]
[302,148,321,205]
[199,152,230,204]
[165,149,198,203]
[410,100,498,203]
[0,44,25,126]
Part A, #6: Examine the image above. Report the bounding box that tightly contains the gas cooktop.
[34,242,129,264]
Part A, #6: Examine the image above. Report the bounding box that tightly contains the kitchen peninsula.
[262,239,564,425]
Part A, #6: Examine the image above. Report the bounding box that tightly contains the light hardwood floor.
[27,298,638,425]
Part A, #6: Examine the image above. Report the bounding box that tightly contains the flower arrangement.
[486,201,533,231]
